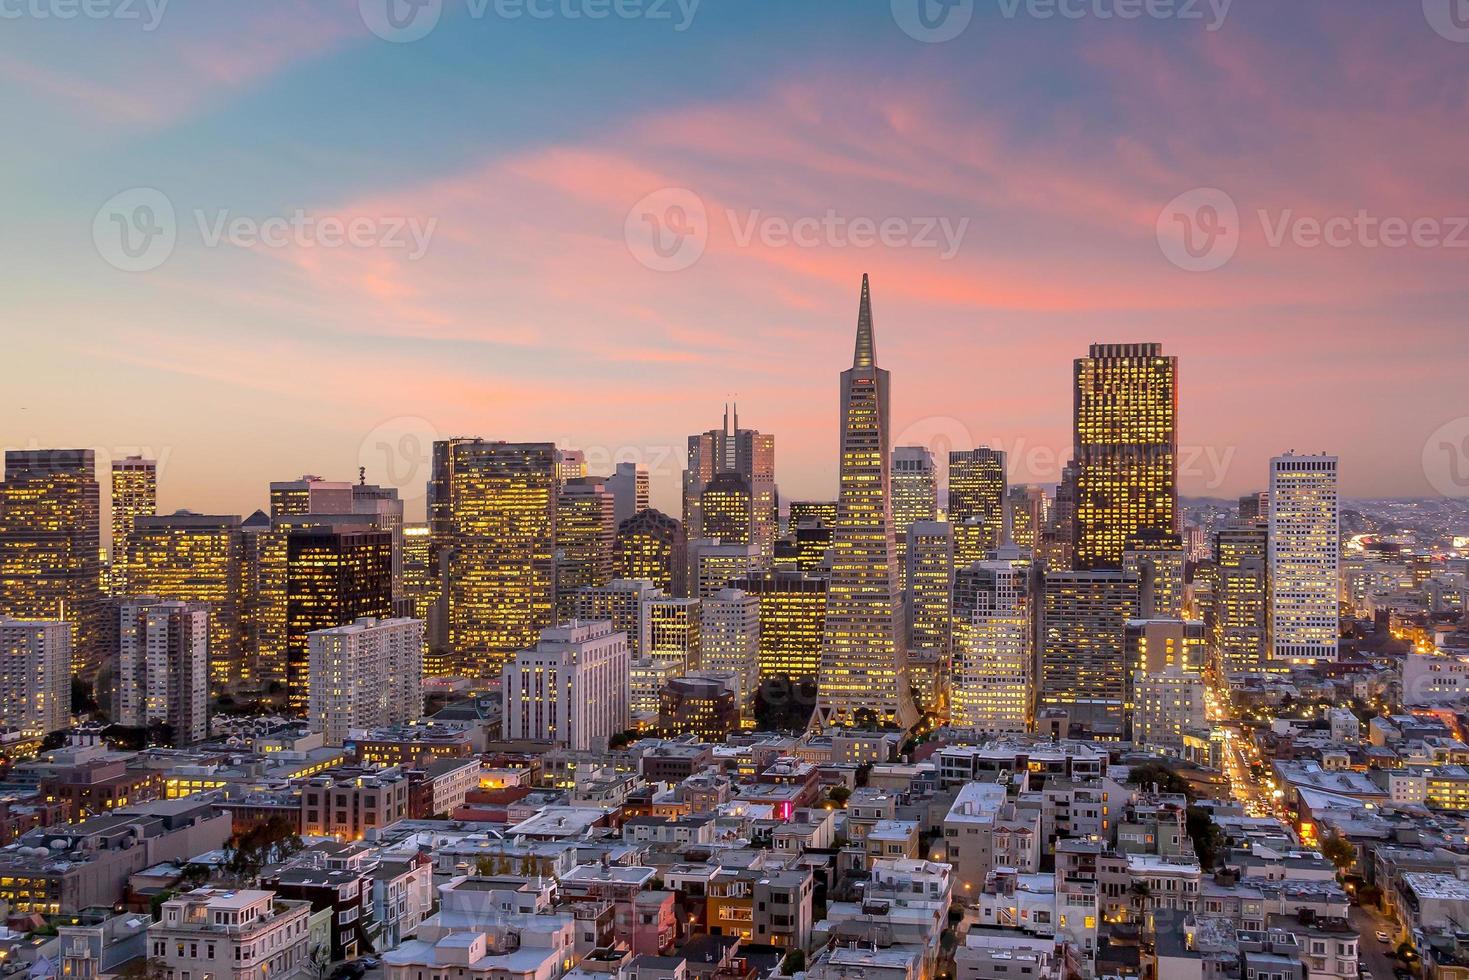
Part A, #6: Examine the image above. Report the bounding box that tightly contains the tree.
[224,815,304,883]
[1187,807,1224,870]
[827,785,852,806]
[779,950,805,975]
[1321,834,1357,873]
[1126,761,1196,803]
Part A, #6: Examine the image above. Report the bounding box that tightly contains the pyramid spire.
[853,273,875,369]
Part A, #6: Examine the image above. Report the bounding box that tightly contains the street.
[1350,905,1403,980]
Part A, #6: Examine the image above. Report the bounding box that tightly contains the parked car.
[1376,930,1391,943]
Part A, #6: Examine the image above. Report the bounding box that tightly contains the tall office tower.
[1239,491,1269,521]
[952,548,1033,734]
[307,616,425,746]
[814,275,917,731]
[269,476,353,518]
[238,509,273,684]
[555,477,616,616]
[1209,523,1269,675]
[905,521,953,656]
[1072,343,1178,570]
[128,514,244,694]
[501,620,630,752]
[351,483,405,596]
[1041,460,1081,568]
[109,456,157,596]
[613,509,683,596]
[606,462,650,526]
[948,448,1008,568]
[1005,485,1048,552]
[573,579,663,656]
[687,539,761,598]
[1039,569,1139,736]
[400,524,438,625]
[733,570,828,686]
[787,500,838,530]
[281,525,394,710]
[1126,618,1206,753]
[556,449,587,484]
[441,441,558,673]
[683,406,777,563]
[0,618,71,736]
[0,450,104,671]
[697,473,754,543]
[700,588,760,724]
[1268,453,1340,664]
[630,657,680,725]
[891,447,938,593]
[1122,531,1186,619]
[641,596,701,672]
[774,525,833,575]
[113,598,209,745]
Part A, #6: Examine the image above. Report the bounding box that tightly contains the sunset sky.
[3,0,1467,520]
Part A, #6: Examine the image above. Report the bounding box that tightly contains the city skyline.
[4,3,1467,517]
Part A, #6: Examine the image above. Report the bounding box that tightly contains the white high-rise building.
[115,598,209,745]
[1132,667,1205,756]
[606,462,650,526]
[952,549,1032,734]
[700,588,760,721]
[308,616,425,746]
[0,618,71,736]
[501,620,630,751]
[1269,454,1340,664]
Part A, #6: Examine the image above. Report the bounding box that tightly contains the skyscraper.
[1005,485,1048,553]
[307,616,424,746]
[1122,531,1186,620]
[891,447,937,593]
[110,455,156,597]
[813,275,917,731]
[641,596,701,672]
[905,520,953,657]
[1039,568,1139,736]
[700,588,760,724]
[687,539,760,599]
[113,598,209,745]
[948,448,1007,568]
[613,509,683,595]
[269,476,353,518]
[683,406,777,565]
[555,477,616,616]
[501,620,630,752]
[127,514,244,693]
[733,570,828,688]
[0,618,71,736]
[0,450,104,671]
[1268,453,1340,664]
[573,578,662,656]
[787,501,838,530]
[952,549,1033,734]
[606,462,650,526]
[1072,343,1178,570]
[1210,521,1269,673]
[441,440,558,673]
